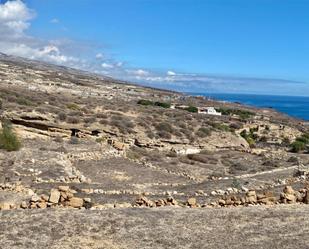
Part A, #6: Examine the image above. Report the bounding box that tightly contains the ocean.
[191,93,309,121]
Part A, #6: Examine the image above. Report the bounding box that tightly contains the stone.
[246,195,257,203]
[285,194,296,203]
[37,202,47,209]
[257,194,266,200]
[241,186,249,192]
[31,195,40,202]
[115,203,132,208]
[58,186,70,192]
[41,194,49,202]
[0,203,11,210]
[66,192,74,199]
[210,191,217,196]
[218,199,226,206]
[68,197,84,208]
[187,198,197,207]
[284,186,294,195]
[60,192,68,200]
[27,189,35,196]
[49,189,61,204]
[20,201,28,209]
[83,198,91,203]
[303,191,309,204]
[246,190,256,197]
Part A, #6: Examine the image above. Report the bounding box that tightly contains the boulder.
[68,197,84,208]
[20,201,28,209]
[285,194,296,203]
[58,186,70,192]
[187,198,197,207]
[37,202,47,209]
[49,189,61,204]
[283,186,294,195]
[246,190,256,197]
[0,203,11,210]
[31,195,40,203]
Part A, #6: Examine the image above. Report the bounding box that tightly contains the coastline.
[188,92,309,121]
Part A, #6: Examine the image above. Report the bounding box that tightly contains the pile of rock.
[216,186,309,207]
[217,190,279,207]
[23,186,91,209]
[0,182,34,195]
[135,196,178,207]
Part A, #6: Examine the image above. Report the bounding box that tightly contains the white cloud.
[50,18,60,24]
[0,0,80,66]
[101,62,114,69]
[96,53,103,59]
[0,0,35,38]
[128,69,149,76]
[167,70,176,76]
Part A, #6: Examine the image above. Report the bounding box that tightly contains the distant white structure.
[198,107,222,116]
[170,103,176,109]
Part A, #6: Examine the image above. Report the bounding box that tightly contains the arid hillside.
[0,53,309,248]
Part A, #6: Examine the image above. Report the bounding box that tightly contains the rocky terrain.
[0,53,309,248]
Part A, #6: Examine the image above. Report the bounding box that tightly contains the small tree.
[291,141,306,153]
[0,121,21,151]
[185,106,198,113]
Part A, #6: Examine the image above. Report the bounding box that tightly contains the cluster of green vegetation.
[66,103,80,110]
[137,99,171,108]
[0,121,21,151]
[217,108,255,119]
[290,133,309,153]
[184,106,198,113]
[209,122,231,132]
[196,127,212,138]
[240,128,259,147]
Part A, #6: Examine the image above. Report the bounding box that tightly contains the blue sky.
[1,0,309,95]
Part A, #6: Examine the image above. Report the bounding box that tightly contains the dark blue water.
[191,93,309,121]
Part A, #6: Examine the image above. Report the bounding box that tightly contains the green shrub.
[291,133,309,152]
[66,103,80,110]
[154,102,171,108]
[217,108,255,119]
[211,123,230,132]
[137,99,171,108]
[137,99,153,106]
[296,134,309,144]
[196,127,211,138]
[16,97,33,106]
[291,141,306,153]
[185,106,198,113]
[156,122,173,133]
[240,129,256,147]
[0,121,21,151]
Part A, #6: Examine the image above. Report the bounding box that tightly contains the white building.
[198,107,222,116]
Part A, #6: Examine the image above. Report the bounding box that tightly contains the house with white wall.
[198,107,222,116]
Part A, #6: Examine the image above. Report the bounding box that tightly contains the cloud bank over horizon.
[0,0,308,96]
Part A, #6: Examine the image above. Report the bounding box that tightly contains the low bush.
[137,99,171,109]
[67,116,80,124]
[290,133,309,153]
[185,106,198,113]
[0,121,21,151]
[291,141,306,153]
[66,103,80,110]
[187,154,209,163]
[57,112,67,121]
[137,99,153,106]
[217,108,255,119]
[154,102,171,108]
[196,127,211,138]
